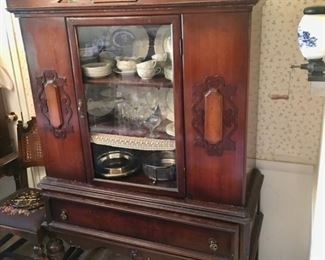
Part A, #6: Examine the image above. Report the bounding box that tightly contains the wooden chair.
[0,117,46,259]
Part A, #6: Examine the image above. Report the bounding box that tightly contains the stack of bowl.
[82,62,112,78]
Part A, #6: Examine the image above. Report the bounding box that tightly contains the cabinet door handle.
[36,70,73,139]
[78,99,85,119]
[192,75,238,156]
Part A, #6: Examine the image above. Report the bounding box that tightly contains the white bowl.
[116,57,142,71]
[82,62,112,78]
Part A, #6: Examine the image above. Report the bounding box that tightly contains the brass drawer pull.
[208,238,219,253]
[130,249,143,260]
[60,210,68,221]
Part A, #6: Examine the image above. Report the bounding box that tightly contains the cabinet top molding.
[6,0,259,15]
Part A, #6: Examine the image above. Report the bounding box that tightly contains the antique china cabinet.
[6,0,263,259]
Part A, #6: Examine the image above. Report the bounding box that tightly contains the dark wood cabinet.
[7,0,263,259]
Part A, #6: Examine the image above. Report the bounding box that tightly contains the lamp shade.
[298,6,325,60]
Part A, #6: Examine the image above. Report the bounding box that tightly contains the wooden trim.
[7,1,258,15]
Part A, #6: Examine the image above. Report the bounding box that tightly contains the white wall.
[257,160,316,260]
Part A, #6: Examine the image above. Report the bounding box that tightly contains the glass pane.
[76,24,177,190]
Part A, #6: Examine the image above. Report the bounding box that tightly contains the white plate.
[154,25,172,55]
[165,123,175,137]
[103,26,149,60]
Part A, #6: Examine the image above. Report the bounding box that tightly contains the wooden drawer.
[50,199,239,259]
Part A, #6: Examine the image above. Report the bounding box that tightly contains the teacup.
[164,66,173,81]
[136,60,157,70]
[152,53,168,67]
[137,67,161,80]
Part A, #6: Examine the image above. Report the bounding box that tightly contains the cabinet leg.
[46,238,65,260]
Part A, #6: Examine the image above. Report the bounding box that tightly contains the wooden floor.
[0,232,135,260]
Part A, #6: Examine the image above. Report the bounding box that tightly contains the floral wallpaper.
[255,0,325,165]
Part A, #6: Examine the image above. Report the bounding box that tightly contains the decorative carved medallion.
[192,75,238,156]
[36,70,73,138]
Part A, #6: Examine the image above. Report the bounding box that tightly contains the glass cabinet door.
[68,16,185,196]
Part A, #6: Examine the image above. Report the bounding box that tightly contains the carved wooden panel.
[36,70,73,138]
[192,75,238,156]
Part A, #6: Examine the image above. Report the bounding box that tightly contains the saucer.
[114,68,136,76]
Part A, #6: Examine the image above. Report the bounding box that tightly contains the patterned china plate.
[104,26,149,59]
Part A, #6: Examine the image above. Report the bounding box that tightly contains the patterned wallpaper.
[255,0,325,165]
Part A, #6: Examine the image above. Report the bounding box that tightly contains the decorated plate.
[103,26,149,60]
[154,25,172,55]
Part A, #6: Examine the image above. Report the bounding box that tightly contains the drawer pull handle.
[60,210,68,221]
[130,249,143,260]
[208,238,219,253]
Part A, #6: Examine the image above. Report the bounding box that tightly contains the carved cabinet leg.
[46,238,65,260]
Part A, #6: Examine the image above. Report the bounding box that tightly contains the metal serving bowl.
[142,151,176,182]
[96,150,139,179]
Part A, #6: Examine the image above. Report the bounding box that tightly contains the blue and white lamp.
[295,6,325,81]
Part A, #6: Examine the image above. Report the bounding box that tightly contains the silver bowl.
[143,151,176,182]
[96,151,139,179]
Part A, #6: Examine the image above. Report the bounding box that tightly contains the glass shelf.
[84,73,172,88]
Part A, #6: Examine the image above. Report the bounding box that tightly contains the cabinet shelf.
[84,73,172,88]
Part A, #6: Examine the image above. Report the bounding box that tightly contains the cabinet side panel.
[183,12,250,206]
[20,17,86,181]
